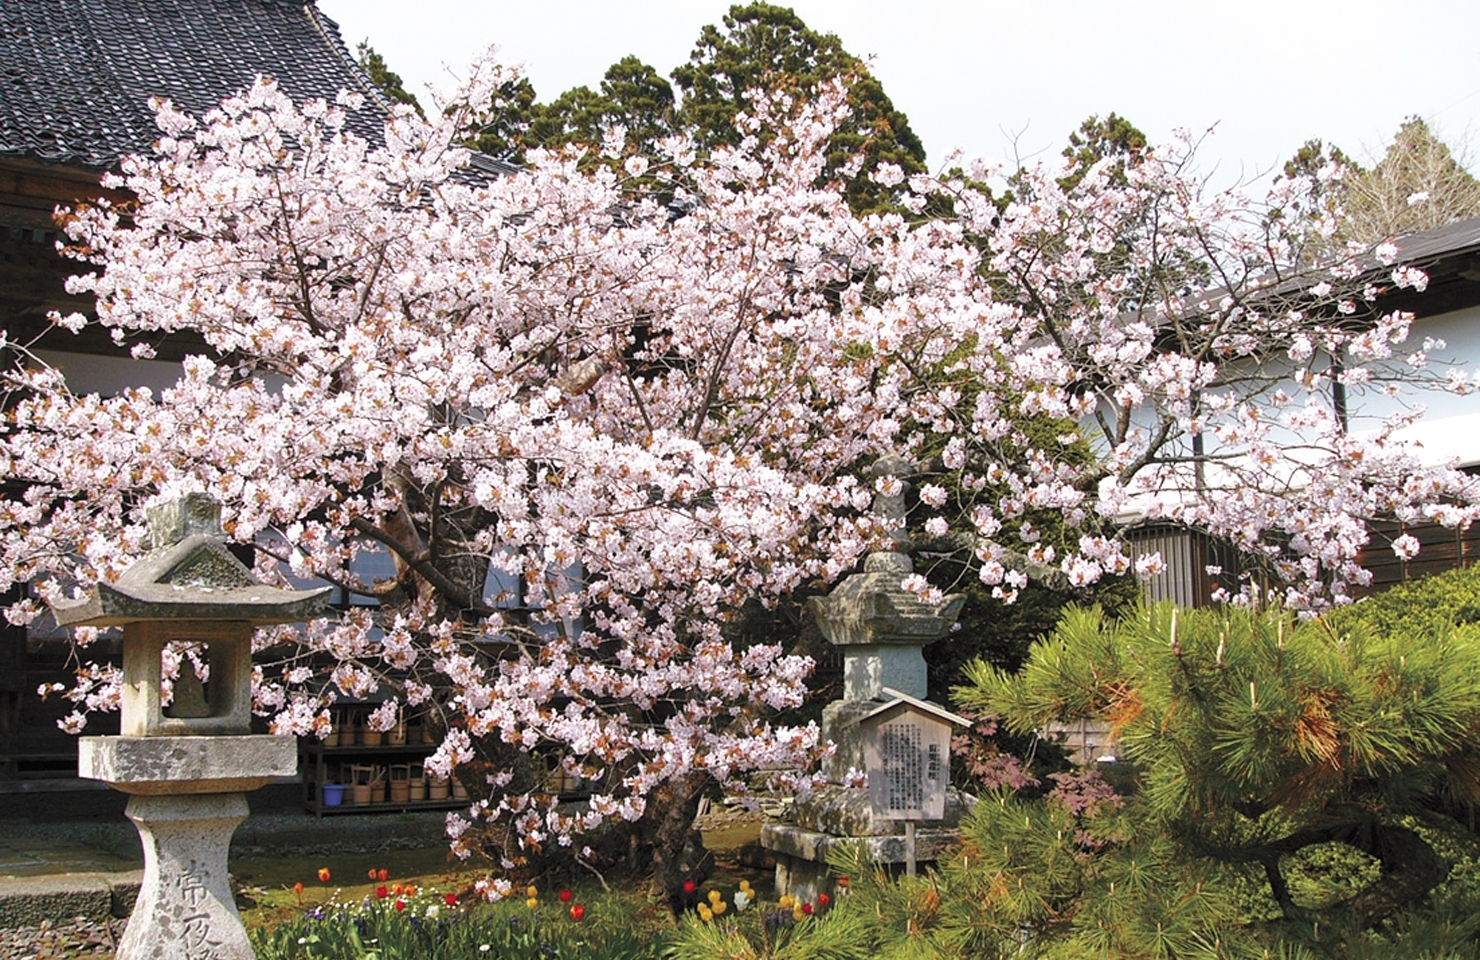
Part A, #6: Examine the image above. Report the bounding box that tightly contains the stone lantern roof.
[51,494,330,628]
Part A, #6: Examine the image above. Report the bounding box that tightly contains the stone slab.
[786,782,973,837]
[0,873,113,927]
[760,822,959,865]
[109,870,144,917]
[80,735,296,794]
[761,822,960,904]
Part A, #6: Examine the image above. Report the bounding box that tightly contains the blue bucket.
[322,783,346,807]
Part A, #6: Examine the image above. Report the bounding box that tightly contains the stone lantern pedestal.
[52,494,328,960]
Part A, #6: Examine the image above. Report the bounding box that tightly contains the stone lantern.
[761,457,970,901]
[51,494,330,960]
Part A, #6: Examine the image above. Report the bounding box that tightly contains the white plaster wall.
[33,348,183,397]
[1353,304,1480,467]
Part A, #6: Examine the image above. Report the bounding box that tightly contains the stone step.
[0,870,142,927]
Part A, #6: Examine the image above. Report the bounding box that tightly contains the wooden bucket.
[348,763,375,805]
[389,764,411,803]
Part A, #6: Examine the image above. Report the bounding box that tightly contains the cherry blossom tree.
[1,56,1474,903]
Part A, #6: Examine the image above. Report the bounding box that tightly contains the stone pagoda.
[761,456,969,901]
[51,494,330,960]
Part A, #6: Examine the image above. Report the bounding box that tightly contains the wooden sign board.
[854,689,968,821]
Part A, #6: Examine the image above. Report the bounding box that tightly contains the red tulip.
[818,893,830,907]
[445,893,458,907]
[377,868,389,882]
[394,899,406,912]
[570,904,585,921]
[683,880,697,895]
[802,902,814,915]
[317,867,331,883]
[293,881,304,897]
[559,889,573,903]
[376,885,389,899]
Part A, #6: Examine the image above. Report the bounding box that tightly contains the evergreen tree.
[525,56,676,159]
[466,75,538,164]
[671,2,926,212]
[1059,112,1148,190]
[595,55,677,154]
[859,570,1480,957]
[355,41,421,115]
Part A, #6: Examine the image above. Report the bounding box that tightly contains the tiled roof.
[1,0,392,169]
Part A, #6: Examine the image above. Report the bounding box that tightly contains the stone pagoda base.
[762,820,962,904]
[760,777,973,902]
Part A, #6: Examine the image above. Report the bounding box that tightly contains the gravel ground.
[0,916,126,959]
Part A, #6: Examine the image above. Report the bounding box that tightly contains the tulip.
[376,885,388,899]
[317,868,330,883]
[570,904,585,921]
[445,893,458,907]
[559,888,573,903]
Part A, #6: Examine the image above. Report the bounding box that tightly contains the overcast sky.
[317,1,1480,183]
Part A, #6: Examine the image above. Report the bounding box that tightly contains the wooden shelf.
[298,737,466,816]
[307,797,465,815]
